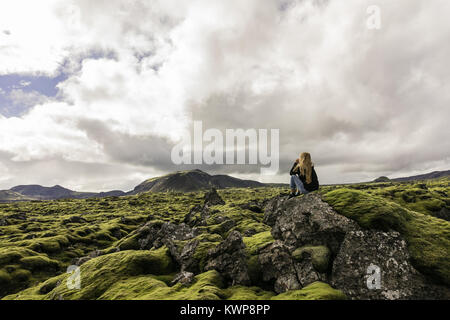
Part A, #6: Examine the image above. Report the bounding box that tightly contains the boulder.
[165,238,201,273]
[331,230,449,300]
[267,193,360,254]
[183,205,210,227]
[153,222,199,248]
[205,231,250,286]
[204,188,225,206]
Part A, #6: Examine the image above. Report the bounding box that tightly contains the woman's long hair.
[295,152,313,184]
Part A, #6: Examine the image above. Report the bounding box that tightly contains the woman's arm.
[289,161,298,175]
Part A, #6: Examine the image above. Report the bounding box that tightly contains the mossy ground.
[1,178,449,299]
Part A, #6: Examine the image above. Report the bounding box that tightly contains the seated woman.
[289,152,319,198]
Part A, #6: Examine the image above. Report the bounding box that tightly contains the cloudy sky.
[0,0,449,192]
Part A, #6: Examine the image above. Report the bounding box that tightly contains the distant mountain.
[0,185,125,202]
[373,176,391,183]
[10,185,75,200]
[391,170,450,182]
[0,190,36,202]
[129,169,264,194]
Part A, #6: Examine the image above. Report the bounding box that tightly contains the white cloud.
[0,0,449,190]
[8,89,49,107]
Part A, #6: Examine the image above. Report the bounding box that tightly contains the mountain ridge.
[1,169,448,202]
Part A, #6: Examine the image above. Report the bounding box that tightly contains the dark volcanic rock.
[267,193,359,254]
[331,230,449,300]
[205,231,250,286]
[183,205,210,227]
[153,222,198,249]
[204,188,225,207]
[258,240,301,293]
[122,221,199,251]
[165,238,201,273]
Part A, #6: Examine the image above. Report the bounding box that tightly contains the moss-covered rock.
[292,246,331,273]
[324,188,450,285]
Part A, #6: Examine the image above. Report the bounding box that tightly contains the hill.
[129,169,264,194]
[392,170,450,182]
[1,185,125,201]
[0,190,36,202]
[373,176,391,183]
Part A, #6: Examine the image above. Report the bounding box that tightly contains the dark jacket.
[290,162,319,192]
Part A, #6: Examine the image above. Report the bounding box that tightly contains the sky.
[0,0,449,192]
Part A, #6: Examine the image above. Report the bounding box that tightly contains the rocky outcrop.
[134,221,199,250]
[331,230,449,300]
[266,193,359,254]
[205,231,250,286]
[261,192,449,299]
[204,188,225,207]
[153,222,198,249]
[258,240,301,293]
[183,205,210,227]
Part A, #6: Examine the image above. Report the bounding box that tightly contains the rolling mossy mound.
[323,188,450,285]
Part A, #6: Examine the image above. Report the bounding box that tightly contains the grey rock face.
[205,230,250,286]
[258,240,301,293]
[204,188,225,206]
[165,238,202,273]
[119,221,199,251]
[267,193,359,254]
[331,230,449,300]
[153,222,198,248]
[184,205,210,227]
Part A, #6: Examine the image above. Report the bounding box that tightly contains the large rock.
[205,231,250,286]
[165,238,201,273]
[153,222,198,248]
[204,188,225,207]
[331,230,449,300]
[258,240,301,293]
[120,221,199,251]
[183,205,210,227]
[266,193,359,254]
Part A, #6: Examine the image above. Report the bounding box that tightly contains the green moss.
[271,282,347,300]
[19,256,60,271]
[193,241,219,271]
[223,286,274,300]
[4,247,176,300]
[99,270,225,300]
[324,188,450,285]
[324,188,409,231]
[292,246,331,273]
[243,231,274,255]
